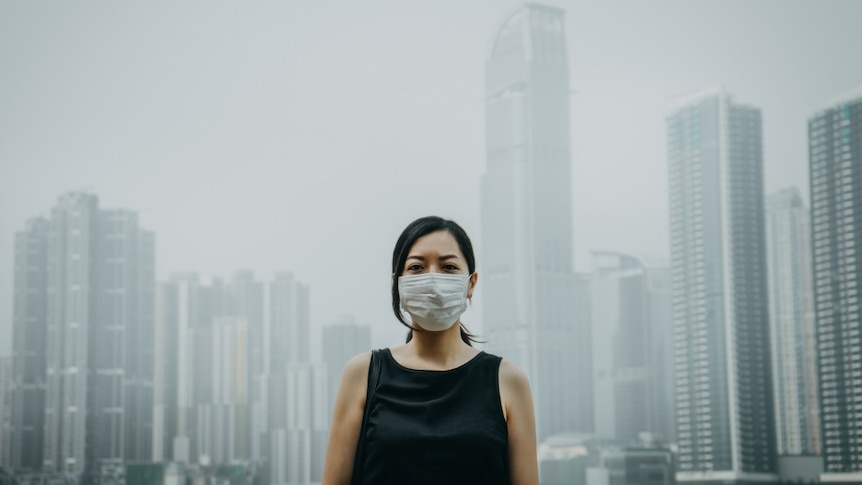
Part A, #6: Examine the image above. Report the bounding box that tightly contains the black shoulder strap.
[351,349,382,485]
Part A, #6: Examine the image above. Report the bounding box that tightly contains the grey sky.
[2,1,862,355]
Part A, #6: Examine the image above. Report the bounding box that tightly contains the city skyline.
[3,2,862,484]
[4,1,862,355]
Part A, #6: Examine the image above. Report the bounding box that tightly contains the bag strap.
[351,349,382,485]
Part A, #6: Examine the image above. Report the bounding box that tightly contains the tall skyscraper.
[0,355,13,468]
[269,272,310,370]
[267,272,318,484]
[765,188,821,456]
[809,87,862,483]
[153,272,269,465]
[191,317,250,465]
[667,88,776,483]
[6,217,48,471]
[481,3,592,441]
[321,317,371,420]
[267,365,327,485]
[590,252,674,444]
[8,193,155,480]
[153,273,209,464]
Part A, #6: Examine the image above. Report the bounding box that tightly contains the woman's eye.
[443,264,458,271]
[407,264,423,271]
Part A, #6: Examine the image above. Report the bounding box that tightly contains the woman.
[322,216,539,485]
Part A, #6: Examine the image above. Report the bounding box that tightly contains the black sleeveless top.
[357,348,509,485]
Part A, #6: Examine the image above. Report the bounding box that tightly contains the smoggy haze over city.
[2,0,862,357]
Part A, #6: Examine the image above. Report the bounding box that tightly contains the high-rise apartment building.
[0,355,13,468]
[268,365,327,485]
[667,88,776,483]
[8,193,155,480]
[6,217,48,471]
[765,188,821,456]
[590,252,674,445]
[321,318,371,420]
[809,88,862,483]
[481,3,592,441]
[153,272,268,465]
[153,273,208,464]
[267,272,317,484]
[191,317,250,465]
[270,272,310,370]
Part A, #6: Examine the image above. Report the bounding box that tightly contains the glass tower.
[482,3,592,441]
[809,88,862,483]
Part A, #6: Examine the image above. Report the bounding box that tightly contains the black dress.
[356,348,509,485]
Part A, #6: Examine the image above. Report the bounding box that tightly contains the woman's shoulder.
[497,358,531,392]
[342,351,373,382]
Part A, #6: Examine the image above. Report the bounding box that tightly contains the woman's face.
[401,229,477,298]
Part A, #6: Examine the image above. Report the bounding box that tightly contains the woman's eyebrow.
[406,254,461,261]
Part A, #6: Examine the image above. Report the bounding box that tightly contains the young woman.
[322,216,539,485]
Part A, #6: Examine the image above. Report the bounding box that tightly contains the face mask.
[398,273,471,332]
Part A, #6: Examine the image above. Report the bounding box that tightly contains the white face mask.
[398,273,471,332]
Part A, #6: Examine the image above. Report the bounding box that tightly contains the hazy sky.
[3,1,862,356]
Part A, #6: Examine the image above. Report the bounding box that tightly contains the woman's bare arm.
[499,359,539,485]
[321,352,371,485]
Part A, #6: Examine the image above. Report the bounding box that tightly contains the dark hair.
[391,216,481,345]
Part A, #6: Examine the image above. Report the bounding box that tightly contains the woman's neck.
[405,323,476,368]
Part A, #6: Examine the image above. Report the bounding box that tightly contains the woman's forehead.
[408,230,463,256]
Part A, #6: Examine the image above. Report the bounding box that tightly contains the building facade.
[765,188,821,456]
[590,252,674,445]
[0,355,13,468]
[481,3,592,441]
[8,193,155,480]
[667,88,776,483]
[6,217,49,471]
[809,88,862,483]
[321,318,371,420]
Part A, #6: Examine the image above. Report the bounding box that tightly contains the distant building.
[266,272,313,482]
[191,317,250,465]
[590,252,674,445]
[765,188,821,456]
[269,272,310,370]
[538,433,601,485]
[809,87,862,483]
[6,217,48,471]
[0,355,12,468]
[601,444,675,485]
[268,364,327,485]
[321,317,371,420]
[667,88,776,483]
[482,2,592,441]
[8,193,155,481]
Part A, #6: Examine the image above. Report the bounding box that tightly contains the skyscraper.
[6,217,48,471]
[321,317,371,420]
[9,192,155,480]
[153,273,209,464]
[590,252,674,444]
[0,355,13,468]
[481,2,592,441]
[765,188,821,456]
[667,88,776,483]
[267,273,321,485]
[191,317,250,465]
[809,87,862,483]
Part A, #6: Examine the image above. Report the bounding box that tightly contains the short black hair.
[391,216,480,345]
